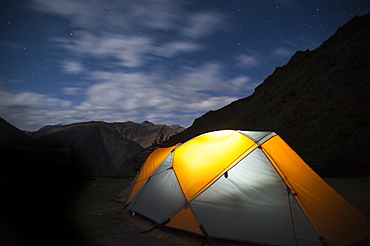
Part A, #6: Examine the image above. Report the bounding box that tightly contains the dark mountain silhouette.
[0,117,36,175]
[30,121,143,176]
[164,14,370,177]
[0,123,84,245]
[1,118,72,188]
[21,120,182,176]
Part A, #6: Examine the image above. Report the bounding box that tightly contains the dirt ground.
[1,177,369,245]
[66,177,250,246]
[65,177,370,246]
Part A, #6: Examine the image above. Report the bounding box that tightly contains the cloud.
[30,0,182,35]
[0,59,256,130]
[182,11,226,38]
[235,54,260,68]
[30,0,225,69]
[156,41,204,58]
[31,0,225,38]
[0,91,71,109]
[124,0,183,31]
[54,31,155,68]
[1,41,24,53]
[176,62,252,94]
[271,47,295,58]
[62,60,85,74]
[62,87,82,95]
[81,62,253,111]
[54,31,206,69]
[0,90,73,130]
[183,96,239,112]
[75,62,253,122]
[2,1,257,130]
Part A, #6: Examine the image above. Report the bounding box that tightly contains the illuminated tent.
[119,130,370,246]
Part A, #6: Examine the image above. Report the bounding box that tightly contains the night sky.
[1,0,368,131]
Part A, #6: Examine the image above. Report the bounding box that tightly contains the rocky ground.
[66,177,370,246]
[65,177,249,246]
[1,177,369,245]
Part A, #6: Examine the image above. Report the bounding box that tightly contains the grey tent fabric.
[190,148,321,246]
[127,153,186,223]
[238,130,277,145]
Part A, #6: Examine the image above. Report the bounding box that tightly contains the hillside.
[0,117,36,175]
[23,120,182,176]
[30,121,143,176]
[164,14,370,177]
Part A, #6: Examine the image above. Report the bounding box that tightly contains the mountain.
[164,14,370,177]
[139,120,187,133]
[37,124,62,132]
[25,120,182,175]
[169,124,186,133]
[30,121,143,176]
[140,120,156,126]
[110,121,180,148]
[0,117,36,175]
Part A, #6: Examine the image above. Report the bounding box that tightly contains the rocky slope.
[169,124,186,133]
[110,121,181,148]
[164,14,370,177]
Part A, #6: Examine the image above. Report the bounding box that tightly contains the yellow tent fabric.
[173,130,257,201]
[120,130,370,246]
[166,206,203,235]
[262,136,370,246]
[125,144,179,205]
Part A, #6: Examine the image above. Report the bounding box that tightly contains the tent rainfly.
[119,130,370,246]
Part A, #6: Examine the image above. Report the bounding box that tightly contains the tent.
[119,130,370,246]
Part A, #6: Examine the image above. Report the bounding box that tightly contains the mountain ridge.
[163,14,370,177]
[0,117,36,175]
[109,121,182,148]
[27,120,183,175]
[29,121,143,176]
